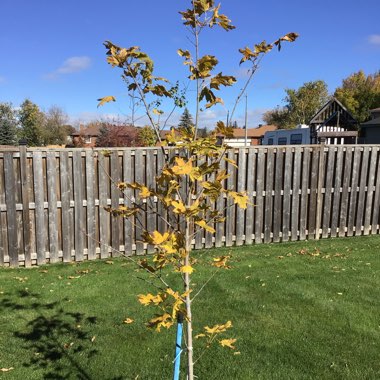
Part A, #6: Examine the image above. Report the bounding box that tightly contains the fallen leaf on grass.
[68,276,81,279]
[14,277,28,282]
[105,261,114,265]
[63,342,74,349]
[91,336,96,342]
[123,318,134,324]
[39,270,48,273]
[1,368,14,372]
[76,269,90,274]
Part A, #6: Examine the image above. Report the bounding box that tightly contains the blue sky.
[0,0,379,128]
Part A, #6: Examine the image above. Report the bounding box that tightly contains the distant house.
[71,124,141,147]
[360,107,380,144]
[217,125,277,147]
[262,98,359,146]
[309,97,358,144]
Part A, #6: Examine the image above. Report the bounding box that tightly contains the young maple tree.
[99,1,297,378]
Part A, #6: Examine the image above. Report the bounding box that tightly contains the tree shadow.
[1,289,124,379]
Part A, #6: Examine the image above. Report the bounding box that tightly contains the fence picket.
[299,147,310,240]
[339,147,353,236]
[264,148,274,243]
[33,151,46,265]
[355,147,369,235]
[4,153,18,266]
[255,150,265,243]
[291,147,302,241]
[236,148,247,245]
[282,147,292,242]
[245,148,256,244]
[46,151,59,263]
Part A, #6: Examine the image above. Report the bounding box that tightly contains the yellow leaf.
[123,318,134,324]
[152,108,164,115]
[97,96,116,107]
[117,182,127,190]
[147,313,173,332]
[180,265,194,274]
[144,231,170,245]
[216,170,230,182]
[172,200,186,214]
[195,333,206,339]
[219,338,237,349]
[139,186,151,198]
[172,157,193,176]
[195,220,216,233]
[1,367,14,372]
[212,255,231,269]
[224,157,238,168]
[228,191,249,209]
[204,320,232,334]
[91,336,96,342]
[138,293,164,306]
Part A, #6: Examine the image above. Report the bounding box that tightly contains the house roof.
[361,116,380,126]
[227,125,277,138]
[309,97,357,129]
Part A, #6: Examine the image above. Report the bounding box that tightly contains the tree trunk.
[185,224,194,380]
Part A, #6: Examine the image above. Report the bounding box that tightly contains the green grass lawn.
[0,235,379,379]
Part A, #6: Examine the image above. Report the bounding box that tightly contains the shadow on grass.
[0,289,124,380]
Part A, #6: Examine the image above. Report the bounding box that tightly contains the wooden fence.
[1,145,380,267]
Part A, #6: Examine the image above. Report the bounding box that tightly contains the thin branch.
[85,231,171,289]
[191,269,219,303]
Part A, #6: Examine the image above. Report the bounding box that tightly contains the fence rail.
[1,145,380,267]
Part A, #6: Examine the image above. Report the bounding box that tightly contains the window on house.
[267,138,274,145]
[278,137,287,145]
[85,137,92,144]
[290,133,303,144]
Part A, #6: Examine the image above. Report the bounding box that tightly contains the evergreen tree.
[19,99,44,146]
[0,102,18,145]
[138,125,156,146]
[178,107,194,132]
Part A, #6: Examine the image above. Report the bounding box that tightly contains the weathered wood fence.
[1,145,380,267]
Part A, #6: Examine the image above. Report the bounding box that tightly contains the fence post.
[20,146,32,266]
[315,139,326,240]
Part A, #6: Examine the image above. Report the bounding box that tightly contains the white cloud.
[44,56,91,80]
[368,34,380,46]
[69,111,125,125]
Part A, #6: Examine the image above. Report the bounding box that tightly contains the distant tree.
[334,70,380,123]
[138,125,156,146]
[41,106,70,145]
[178,107,194,132]
[262,106,290,128]
[19,99,44,146]
[197,126,209,138]
[96,123,139,147]
[232,120,238,128]
[0,102,18,145]
[263,80,329,129]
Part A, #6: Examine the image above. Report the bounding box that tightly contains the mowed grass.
[0,235,379,380]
